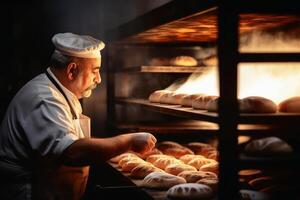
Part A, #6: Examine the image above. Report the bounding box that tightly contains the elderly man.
[0,33,156,200]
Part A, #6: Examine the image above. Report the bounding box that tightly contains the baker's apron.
[37,71,91,200]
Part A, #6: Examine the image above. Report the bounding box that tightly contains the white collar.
[46,67,82,116]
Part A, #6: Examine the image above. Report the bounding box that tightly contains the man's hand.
[129,132,157,155]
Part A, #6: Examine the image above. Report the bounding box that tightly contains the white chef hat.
[52,32,105,58]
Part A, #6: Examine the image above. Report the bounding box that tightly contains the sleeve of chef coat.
[21,94,79,160]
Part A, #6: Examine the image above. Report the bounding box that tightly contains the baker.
[0,33,157,200]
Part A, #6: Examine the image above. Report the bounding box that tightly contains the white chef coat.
[0,68,87,200]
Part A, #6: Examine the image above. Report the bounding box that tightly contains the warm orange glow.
[171,68,219,95]
[162,31,300,104]
[238,63,300,104]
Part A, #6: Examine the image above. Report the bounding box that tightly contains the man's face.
[74,57,101,98]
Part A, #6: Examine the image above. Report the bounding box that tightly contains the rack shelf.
[117,65,213,73]
[108,1,300,44]
[116,98,300,125]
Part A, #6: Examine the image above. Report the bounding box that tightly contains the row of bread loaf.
[149,90,300,113]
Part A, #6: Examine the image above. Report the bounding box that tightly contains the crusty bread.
[152,157,183,170]
[146,154,175,164]
[244,137,293,156]
[160,93,188,105]
[206,97,219,112]
[181,94,205,107]
[207,96,277,113]
[179,154,206,164]
[188,158,217,170]
[278,96,300,113]
[200,162,219,175]
[142,172,186,189]
[239,96,277,113]
[177,171,218,183]
[170,56,198,67]
[130,163,163,179]
[149,90,173,103]
[164,163,197,176]
[167,183,214,200]
[192,95,219,110]
[196,177,219,193]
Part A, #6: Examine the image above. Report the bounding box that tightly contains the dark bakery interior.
[1,0,300,199]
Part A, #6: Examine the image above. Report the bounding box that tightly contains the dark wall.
[0,0,171,136]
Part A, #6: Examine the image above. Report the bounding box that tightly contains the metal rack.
[106,0,300,199]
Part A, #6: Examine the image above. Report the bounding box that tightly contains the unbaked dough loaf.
[181,94,205,107]
[244,137,293,156]
[142,172,186,189]
[239,96,277,113]
[167,183,214,200]
[278,96,300,113]
[170,56,198,67]
[149,90,173,103]
[177,171,218,183]
[192,95,219,110]
[130,163,164,179]
[164,163,197,176]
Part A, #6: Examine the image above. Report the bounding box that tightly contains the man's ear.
[66,62,78,81]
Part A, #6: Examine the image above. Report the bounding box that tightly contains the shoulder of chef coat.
[16,73,80,160]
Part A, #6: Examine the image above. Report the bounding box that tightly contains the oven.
[91,1,300,199]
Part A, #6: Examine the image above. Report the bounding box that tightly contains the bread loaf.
[200,162,219,175]
[196,177,219,193]
[181,94,205,107]
[146,154,175,164]
[188,158,217,170]
[177,171,218,183]
[278,96,300,113]
[192,95,218,110]
[244,137,293,156]
[165,163,197,176]
[152,157,183,170]
[149,90,173,103]
[130,163,163,179]
[160,93,189,105]
[167,183,214,200]
[170,56,198,67]
[239,96,277,113]
[142,172,186,189]
[179,154,206,164]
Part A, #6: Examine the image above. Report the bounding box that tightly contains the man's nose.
[95,72,101,84]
